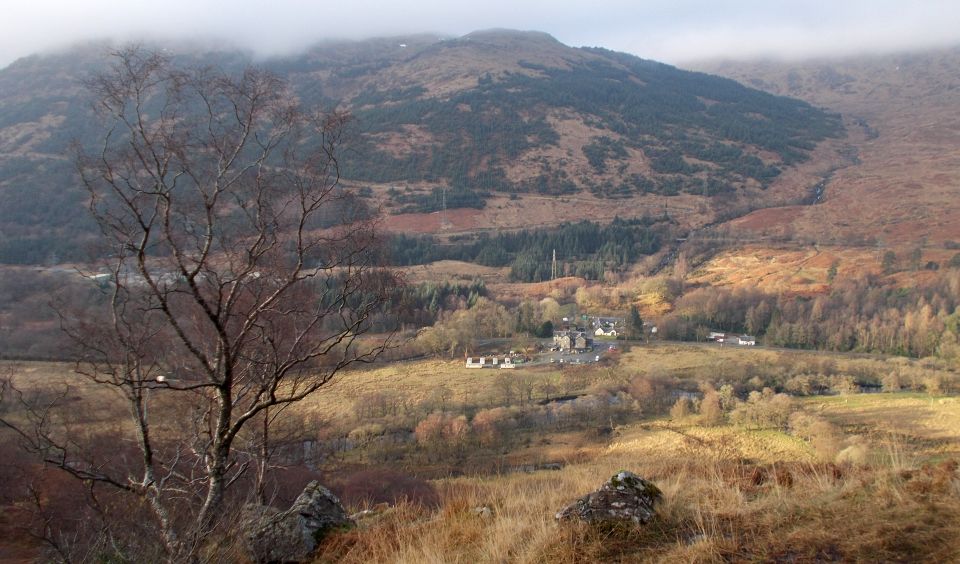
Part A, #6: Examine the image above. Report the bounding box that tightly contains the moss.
[641,481,663,499]
[606,471,663,504]
[313,522,355,545]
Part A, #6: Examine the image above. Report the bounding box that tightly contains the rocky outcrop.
[241,481,353,563]
[555,471,661,525]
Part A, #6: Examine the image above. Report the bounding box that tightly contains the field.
[809,393,960,460]
[305,342,914,420]
[2,344,959,562]
[298,359,564,421]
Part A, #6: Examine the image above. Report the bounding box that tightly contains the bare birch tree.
[1,47,398,560]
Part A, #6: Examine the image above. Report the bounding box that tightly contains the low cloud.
[2,0,959,69]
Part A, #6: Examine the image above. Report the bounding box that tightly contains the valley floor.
[2,347,959,562]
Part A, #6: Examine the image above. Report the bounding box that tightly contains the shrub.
[669,397,692,419]
[923,374,945,395]
[881,371,903,392]
[835,441,870,465]
[471,407,518,447]
[830,375,860,395]
[699,388,724,425]
[415,412,471,447]
[348,423,386,447]
[730,388,792,430]
[789,412,844,461]
[628,373,674,415]
[785,374,815,396]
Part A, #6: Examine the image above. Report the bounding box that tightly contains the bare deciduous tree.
[1,47,399,560]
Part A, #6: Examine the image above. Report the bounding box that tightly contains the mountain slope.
[285,31,841,203]
[0,30,845,264]
[693,47,960,247]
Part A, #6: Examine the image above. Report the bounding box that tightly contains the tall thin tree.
[1,47,399,560]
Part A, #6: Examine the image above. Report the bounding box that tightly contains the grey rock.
[241,481,353,563]
[555,471,661,525]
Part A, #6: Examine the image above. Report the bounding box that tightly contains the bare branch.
[54,45,402,559]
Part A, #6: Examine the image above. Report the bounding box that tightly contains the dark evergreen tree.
[629,305,644,337]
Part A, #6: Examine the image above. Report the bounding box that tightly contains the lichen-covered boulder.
[555,471,662,525]
[241,481,353,563]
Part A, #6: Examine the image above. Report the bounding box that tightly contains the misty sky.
[3,0,959,69]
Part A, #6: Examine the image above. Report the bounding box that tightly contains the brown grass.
[806,393,960,460]
[318,403,960,562]
[381,207,486,234]
[399,261,509,285]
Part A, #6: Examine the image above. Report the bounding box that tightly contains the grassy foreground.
[318,394,960,563]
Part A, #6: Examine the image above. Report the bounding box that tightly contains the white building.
[594,326,618,337]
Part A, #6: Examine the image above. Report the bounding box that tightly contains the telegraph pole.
[440,186,450,231]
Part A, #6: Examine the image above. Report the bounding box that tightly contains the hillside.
[0,30,845,265]
[317,31,840,196]
[693,47,960,248]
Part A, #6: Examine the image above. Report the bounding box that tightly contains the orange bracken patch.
[382,208,484,234]
[729,206,805,232]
